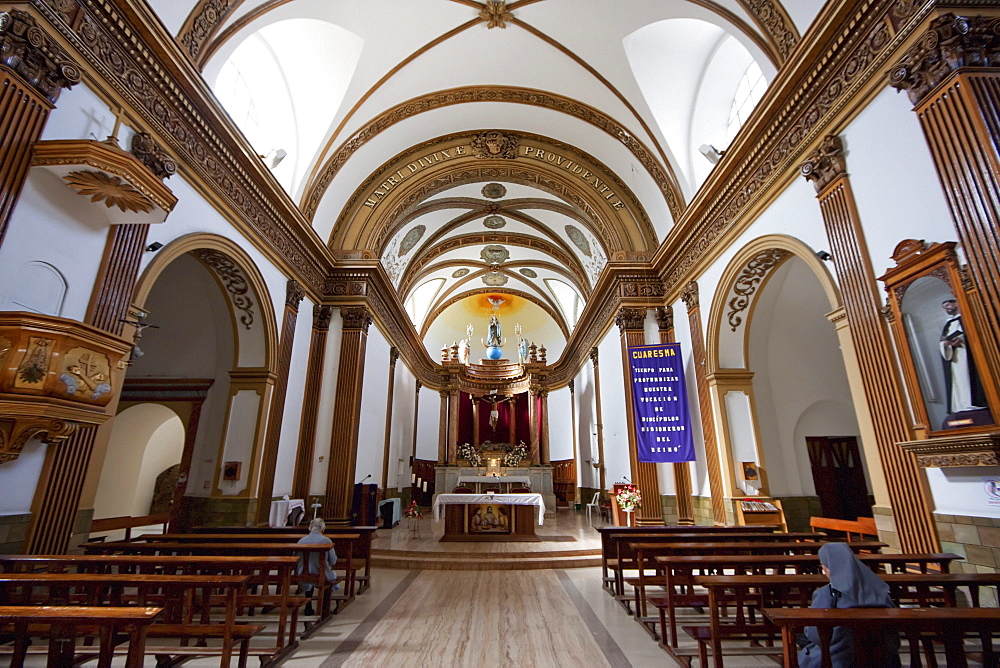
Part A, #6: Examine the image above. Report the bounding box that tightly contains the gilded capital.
[415,380,422,392]
[589,347,599,367]
[615,307,646,332]
[313,305,333,330]
[800,135,846,193]
[655,305,673,331]
[131,132,176,180]
[888,14,1000,105]
[568,379,575,394]
[340,306,372,332]
[389,347,399,367]
[285,279,306,308]
[0,10,81,104]
[681,281,700,310]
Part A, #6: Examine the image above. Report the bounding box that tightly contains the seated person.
[296,518,337,616]
[798,542,900,668]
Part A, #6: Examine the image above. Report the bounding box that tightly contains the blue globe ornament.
[486,346,503,360]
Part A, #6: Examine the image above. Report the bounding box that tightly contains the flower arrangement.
[457,442,482,466]
[503,441,528,466]
[403,500,423,519]
[616,484,642,512]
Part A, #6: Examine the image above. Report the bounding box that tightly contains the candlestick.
[411,473,416,483]
[422,481,428,492]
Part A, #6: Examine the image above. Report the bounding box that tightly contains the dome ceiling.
[161,0,809,363]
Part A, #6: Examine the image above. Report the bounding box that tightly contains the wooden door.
[805,436,872,520]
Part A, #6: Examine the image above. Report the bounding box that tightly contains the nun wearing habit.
[797,542,901,667]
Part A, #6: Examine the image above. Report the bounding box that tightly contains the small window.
[406,279,445,326]
[545,278,581,326]
[725,62,766,144]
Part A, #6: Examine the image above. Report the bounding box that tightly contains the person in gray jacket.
[297,518,337,616]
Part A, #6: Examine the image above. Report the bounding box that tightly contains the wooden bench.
[0,573,258,668]
[0,553,303,653]
[0,605,161,668]
[692,572,1000,668]
[189,525,379,594]
[809,516,878,541]
[764,606,1000,668]
[88,513,169,541]
[649,552,963,657]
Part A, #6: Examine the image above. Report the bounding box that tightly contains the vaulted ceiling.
[154,0,814,362]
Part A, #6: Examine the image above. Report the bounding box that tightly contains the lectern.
[351,483,381,526]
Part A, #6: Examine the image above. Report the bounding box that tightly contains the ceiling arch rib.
[427,267,569,329]
[303,89,684,224]
[327,132,658,255]
[402,258,586,301]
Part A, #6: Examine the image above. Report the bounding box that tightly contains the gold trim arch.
[131,232,279,374]
[327,132,660,255]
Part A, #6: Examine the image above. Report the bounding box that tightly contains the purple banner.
[628,343,695,463]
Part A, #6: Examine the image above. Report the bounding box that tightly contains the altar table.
[456,475,531,493]
[433,493,545,542]
[268,498,304,527]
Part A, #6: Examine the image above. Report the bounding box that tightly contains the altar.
[435,467,556,516]
[433,493,545,542]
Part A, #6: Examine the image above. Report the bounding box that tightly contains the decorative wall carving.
[481,183,506,199]
[63,170,154,213]
[614,307,646,332]
[479,1,513,29]
[888,14,1000,105]
[130,132,176,180]
[285,279,305,308]
[727,248,791,331]
[681,281,699,310]
[801,135,846,193]
[0,10,80,104]
[739,0,799,61]
[340,307,373,332]
[899,432,1000,468]
[178,0,239,62]
[313,304,333,330]
[655,305,673,331]
[472,131,518,159]
[191,249,256,329]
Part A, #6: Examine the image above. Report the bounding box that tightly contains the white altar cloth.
[457,475,531,485]
[433,493,545,525]
[268,499,305,527]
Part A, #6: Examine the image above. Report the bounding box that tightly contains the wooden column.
[437,390,448,464]
[410,380,421,462]
[0,10,79,247]
[472,398,480,447]
[539,389,550,465]
[447,389,460,465]
[616,307,663,526]
[255,280,304,524]
[656,306,695,525]
[528,387,540,464]
[591,348,607,492]
[291,305,332,499]
[890,13,1000,386]
[801,135,937,552]
[323,306,372,523]
[681,283,728,526]
[380,348,399,490]
[569,379,579,504]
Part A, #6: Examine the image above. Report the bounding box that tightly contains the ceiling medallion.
[565,224,592,257]
[480,244,510,264]
[483,265,508,286]
[472,132,519,160]
[483,215,506,229]
[398,224,426,256]
[452,268,470,278]
[481,183,507,199]
[63,170,155,213]
[519,268,537,278]
[479,1,513,29]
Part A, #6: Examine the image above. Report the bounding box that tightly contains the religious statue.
[458,338,470,365]
[486,313,502,347]
[939,297,987,418]
[482,392,510,430]
[515,323,527,364]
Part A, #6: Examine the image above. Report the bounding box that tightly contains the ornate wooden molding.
[655,305,673,331]
[615,307,646,332]
[305,90,684,223]
[726,248,791,331]
[313,304,333,330]
[35,0,330,293]
[899,432,1000,467]
[738,0,800,62]
[32,138,178,225]
[479,1,513,29]
[177,0,243,64]
[0,9,80,103]
[285,279,305,309]
[681,281,699,310]
[888,13,1000,105]
[340,306,373,332]
[130,131,176,180]
[191,249,256,330]
[800,135,846,193]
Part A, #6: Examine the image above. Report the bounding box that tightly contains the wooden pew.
[649,552,963,655]
[188,525,379,594]
[88,513,169,541]
[0,573,256,668]
[0,605,161,668]
[809,516,878,541]
[764,607,1000,668]
[694,572,1000,668]
[0,554,303,654]
[84,538,356,616]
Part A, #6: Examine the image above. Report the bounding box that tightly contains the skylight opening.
[406,279,446,326]
[545,279,581,326]
[725,61,766,144]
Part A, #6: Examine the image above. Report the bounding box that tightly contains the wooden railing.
[89,513,169,540]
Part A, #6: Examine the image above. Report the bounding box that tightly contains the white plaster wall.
[415,382,441,462]
[725,391,762,496]
[0,440,47,515]
[132,415,186,516]
[782,1,823,35]
[548,386,573,461]
[218,390,264,495]
[598,327,630,488]
[574,364,599,488]
[926,467,1000,519]
[270,298,318,498]
[844,86,955,273]
[310,309,343,494]
[670,297,710,498]
[354,325,391,486]
[387,364,417,490]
